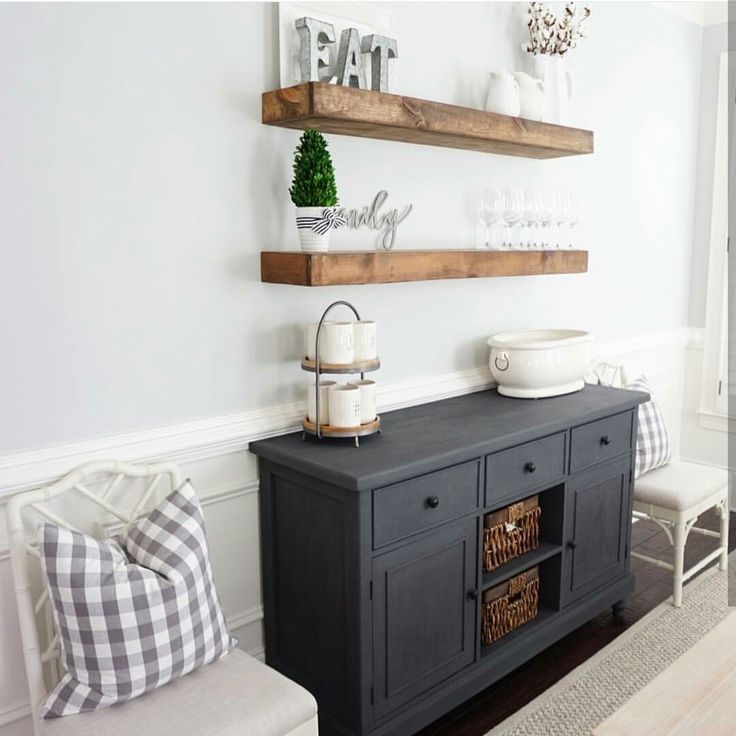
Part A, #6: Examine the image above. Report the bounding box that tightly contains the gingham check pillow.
[39,479,235,719]
[626,375,672,478]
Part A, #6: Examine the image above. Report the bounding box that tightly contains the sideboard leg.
[612,598,628,617]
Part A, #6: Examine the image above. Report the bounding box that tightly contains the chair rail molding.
[0,327,699,499]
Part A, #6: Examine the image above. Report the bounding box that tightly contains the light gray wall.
[0,2,704,453]
[688,19,734,327]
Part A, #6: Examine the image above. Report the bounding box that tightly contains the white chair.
[591,361,730,609]
[632,460,729,607]
[7,460,318,736]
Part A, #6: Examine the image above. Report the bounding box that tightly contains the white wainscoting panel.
[0,328,696,735]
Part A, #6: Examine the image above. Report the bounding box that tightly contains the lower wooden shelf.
[481,607,557,659]
[482,542,563,591]
[261,249,588,286]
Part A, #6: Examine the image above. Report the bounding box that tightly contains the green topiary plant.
[289,129,338,208]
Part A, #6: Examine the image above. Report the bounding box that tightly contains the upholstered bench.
[40,648,318,736]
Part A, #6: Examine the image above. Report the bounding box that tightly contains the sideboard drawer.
[570,411,633,473]
[373,460,481,548]
[485,432,566,505]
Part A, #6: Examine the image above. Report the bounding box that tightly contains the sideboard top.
[250,385,648,491]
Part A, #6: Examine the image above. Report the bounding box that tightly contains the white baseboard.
[228,604,264,631]
[0,701,32,728]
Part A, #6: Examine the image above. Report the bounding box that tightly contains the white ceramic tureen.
[487,329,592,399]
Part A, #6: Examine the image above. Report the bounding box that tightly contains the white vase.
[296,206,333,252]
[485,72,521,117]
[531,55,573,125]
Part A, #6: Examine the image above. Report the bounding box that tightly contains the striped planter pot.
[295,207,334,252]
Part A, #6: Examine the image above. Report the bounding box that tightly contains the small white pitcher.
[513,72,545,121]
[485,72,520,117]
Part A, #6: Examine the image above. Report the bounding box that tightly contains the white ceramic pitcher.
[485,72,520,117]
[513,72,545,121]
[531,55,573,124]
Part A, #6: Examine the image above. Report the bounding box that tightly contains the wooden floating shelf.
[261,249,589,286]
[262,82,593,159]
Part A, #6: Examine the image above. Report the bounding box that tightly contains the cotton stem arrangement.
[526,2,591,57]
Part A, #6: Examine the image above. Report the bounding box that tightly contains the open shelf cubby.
[480,483,566,654]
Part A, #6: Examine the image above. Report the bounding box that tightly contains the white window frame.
[698,51,733,433]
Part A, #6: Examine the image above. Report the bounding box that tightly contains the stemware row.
[477,188,583,250]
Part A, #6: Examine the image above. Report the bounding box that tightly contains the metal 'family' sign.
[295,17,397,92]
[337,191,412,250]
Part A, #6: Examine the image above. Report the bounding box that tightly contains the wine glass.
[523,189,542,248]
[554,190,570,248]
[539,190,556,248]
[502,187,523,248]
[567,191,583,248]
[477,188,504,249]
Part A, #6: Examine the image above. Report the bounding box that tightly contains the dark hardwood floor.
[418,510,735,736]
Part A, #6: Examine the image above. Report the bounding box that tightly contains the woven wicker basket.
[481,566,540,645]
[483,495,541,572]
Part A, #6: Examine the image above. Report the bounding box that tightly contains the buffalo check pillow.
[38,479,236,719]
[626,375,672,478]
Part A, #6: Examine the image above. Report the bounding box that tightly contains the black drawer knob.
[426,496,440,509]
[467,589,479,601]
[567,540,578,550]
[601,435,612,446]
[525,462,536,473]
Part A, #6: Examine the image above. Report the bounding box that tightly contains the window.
[699,51,733,431]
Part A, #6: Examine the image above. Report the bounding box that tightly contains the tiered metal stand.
[302,300,381,448]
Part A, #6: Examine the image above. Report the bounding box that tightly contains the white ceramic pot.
[485,72,521,117]
[353,320,377,361]
[328,384,362,428]
[306,321,338,360]
[487,329,591,399]
[296,206,332,252]
[307,380,336,424]
[320,322,354,364]
[349,379,377,423]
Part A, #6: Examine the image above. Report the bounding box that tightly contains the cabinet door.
[562,456,631,607]
[372,517,477,719]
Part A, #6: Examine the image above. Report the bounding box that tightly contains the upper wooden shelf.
[262,83,593,159]
[261,249,589,286]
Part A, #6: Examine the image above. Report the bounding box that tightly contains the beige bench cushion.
[39,649,317,736]
[634,461,728,511]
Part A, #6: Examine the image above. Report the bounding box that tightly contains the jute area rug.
[486,556,734,736]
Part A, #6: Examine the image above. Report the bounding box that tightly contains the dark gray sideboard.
[250,385,648,736]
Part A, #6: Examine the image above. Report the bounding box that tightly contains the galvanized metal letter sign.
[295,17,336,83]
[295,17,397,92]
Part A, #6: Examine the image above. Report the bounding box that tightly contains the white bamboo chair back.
[6,460,182,723]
